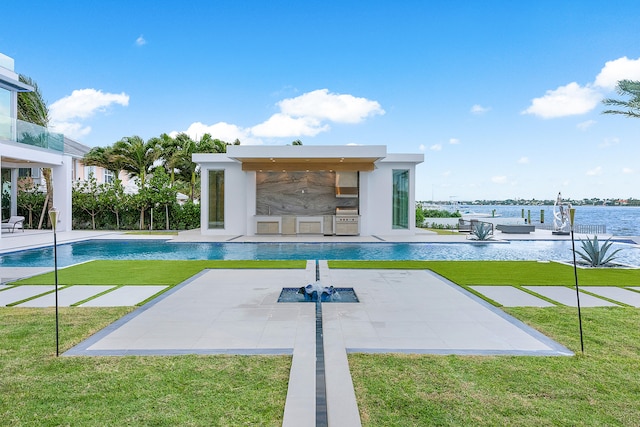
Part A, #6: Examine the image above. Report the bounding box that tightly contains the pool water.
[278,287,359,303]
[1,239,639,267]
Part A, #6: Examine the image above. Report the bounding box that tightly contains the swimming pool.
[1,239,639,267]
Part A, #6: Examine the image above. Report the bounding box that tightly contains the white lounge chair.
[1,216,25,233]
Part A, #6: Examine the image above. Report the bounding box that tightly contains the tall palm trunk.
[40,168,53,229]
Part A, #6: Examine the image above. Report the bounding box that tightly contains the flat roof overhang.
[226,145,387,172]
[0,76,33,92]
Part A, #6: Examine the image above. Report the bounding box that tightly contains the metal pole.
[54,229,59,357]
[49,208,59,357]
[569,208,584,354]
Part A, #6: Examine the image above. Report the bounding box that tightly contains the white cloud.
[170,121,262,145]
[49,88,129,139]
[418,144,426,151]
[593,56,640,90]
[517,157,529,164]
[430,144,442,151]
[491,176,508,184]
[586,166,603,176]
[449,138,460,145]
[522,82,601,118]
[522,56,640,119]
[176,88,383,141]
[599,137,619,148]
[277,89,384,123]
[50,121,92,139]
[251,113,329,138]
[248,89,383,138]
[50,89,129,121]
[470,104,490,115]
[135,35,147,46]
[442,171,451,177]
[622,167,634,174]
[577,120,596,131]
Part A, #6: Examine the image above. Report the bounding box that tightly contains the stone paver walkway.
[524,286,619,307]
[470,285,555,307]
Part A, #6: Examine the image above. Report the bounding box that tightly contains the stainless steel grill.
[335,208,359,235]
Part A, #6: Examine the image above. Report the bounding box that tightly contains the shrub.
[470,222,493,240]
[575,235,623,267]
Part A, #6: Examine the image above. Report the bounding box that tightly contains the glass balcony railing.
[0,114,64,152]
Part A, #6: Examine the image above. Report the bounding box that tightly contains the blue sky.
[3,1,640,201]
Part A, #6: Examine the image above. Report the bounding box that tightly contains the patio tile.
[80,285,167,307]
[17,285,115,307]
[584,287,640,307]
[471,285,555,307]
[523,286,619,307]
[0,285,54,306]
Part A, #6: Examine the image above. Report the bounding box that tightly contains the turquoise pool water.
[1,239,639,267]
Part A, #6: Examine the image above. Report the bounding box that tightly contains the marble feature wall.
[256,171,358,215]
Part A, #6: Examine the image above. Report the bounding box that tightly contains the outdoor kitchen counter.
[254,215,328,235]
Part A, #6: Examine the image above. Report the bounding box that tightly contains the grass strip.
[0,307,290,426]
[350,307,640,426]
[11,259,307,286]
[328,260,640,286]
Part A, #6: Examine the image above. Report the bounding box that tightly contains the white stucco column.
[199,166,209,233]
[51,156,73,232]
[10,167,18,216]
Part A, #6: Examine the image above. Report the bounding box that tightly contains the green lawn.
[13,260,307,286]
[4,260,640,425]
[350,307,640,426]
[329,260,640,286]
[0,307,290,426]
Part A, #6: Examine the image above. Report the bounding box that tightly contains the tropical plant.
[82,146,123,172]
[151,133,182,185]
[101,179,126,229]
[602,79,640,118]
[111,136,159,186]
[575,235,623,267]
[173,133,230,201]
[17,75,49,127]
[415,206,425,227]
[72,174,105,230]
[470,222,493,240]
[17,75,54,225]
[16,177,45,228]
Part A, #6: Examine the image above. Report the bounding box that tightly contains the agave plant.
[575,235,623,267]
[471,222,493,240]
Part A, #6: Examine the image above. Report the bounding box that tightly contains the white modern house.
[0,53,73,237]
[193,145,424,237]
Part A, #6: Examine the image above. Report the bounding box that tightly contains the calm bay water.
[464,205,640,236]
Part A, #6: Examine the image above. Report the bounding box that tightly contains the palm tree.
[17,75,49,126]
[150,133,180,185]
[602,80,640,118]
[82,146,123,172]
[111,136,159,186]
[174,134,230,200]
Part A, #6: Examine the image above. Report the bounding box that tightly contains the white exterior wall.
[0,142,73,232]
[360,156,419,236]
[194,148,423,237]
[195,154,248,236]
[51,155,73,232]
